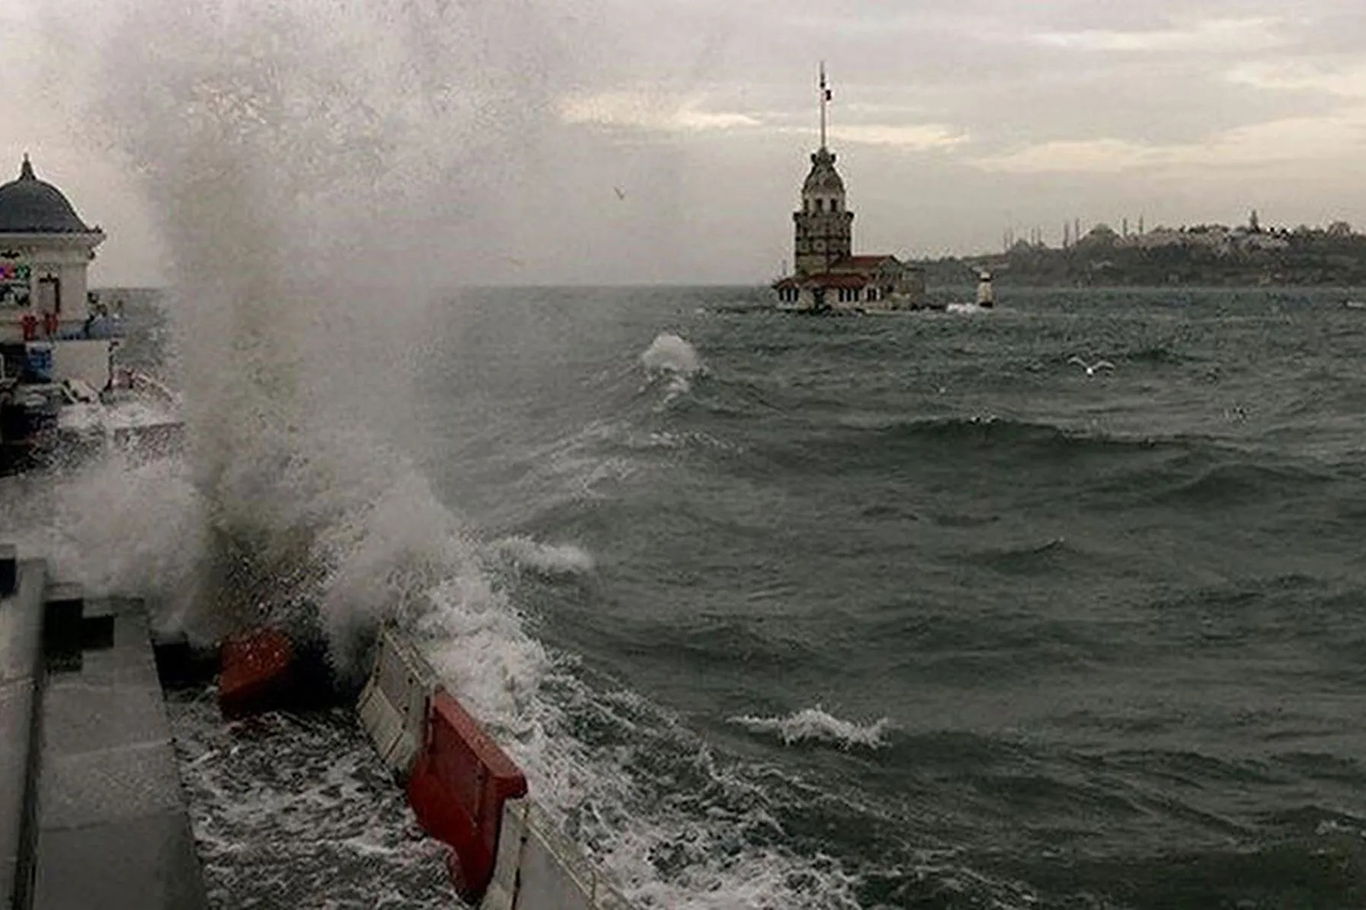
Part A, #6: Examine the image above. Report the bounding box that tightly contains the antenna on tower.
[819,61,831,149]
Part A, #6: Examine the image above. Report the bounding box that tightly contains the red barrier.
[407,690,528,901]
[219,627,294,718]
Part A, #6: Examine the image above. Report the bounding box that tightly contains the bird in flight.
[613,186,627,200]
[1068,356,1114,376]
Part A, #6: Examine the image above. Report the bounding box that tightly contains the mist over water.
[37,0,577,659]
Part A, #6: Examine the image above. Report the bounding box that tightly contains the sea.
[9,284,1366,910]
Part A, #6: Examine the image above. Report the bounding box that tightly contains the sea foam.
[640,332,705,397]
[494,535,596,576]
[728,707,893,750]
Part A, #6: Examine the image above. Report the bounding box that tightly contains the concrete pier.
[0,557,43,909]
[0,553,206,910]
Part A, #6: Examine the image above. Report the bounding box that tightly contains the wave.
[968,536,1076,575]
[1122,342,1196,365]
[493,535,596,577]
[768,416,1174,470]
[640,333,706,398]
[728,707,892,750]
[1146,460,1335,507]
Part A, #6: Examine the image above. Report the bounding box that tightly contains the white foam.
[488,681,874,910]
[640,332,705,397]
[728,707,893,750]
[640,333,703,376]
[495,536,596,576]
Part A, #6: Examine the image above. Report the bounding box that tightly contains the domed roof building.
[0,157,96,234]
[0,155,111,389]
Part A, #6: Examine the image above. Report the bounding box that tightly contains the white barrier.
[356,625,637,909]
[482,798,633,910]
[356,626,437,778]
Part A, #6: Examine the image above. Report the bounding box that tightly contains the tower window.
[815,199,824,212]
[832,199,839,212]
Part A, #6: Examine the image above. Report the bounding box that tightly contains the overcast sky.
[4,0,1366,286]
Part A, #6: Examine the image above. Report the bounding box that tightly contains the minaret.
[792,62,853,276]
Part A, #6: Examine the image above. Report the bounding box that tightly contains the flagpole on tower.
[819,61,829,149]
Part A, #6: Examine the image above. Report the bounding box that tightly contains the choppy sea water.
[413,286,1366,909]
[165,688,453,909]
[11,285,1366,909]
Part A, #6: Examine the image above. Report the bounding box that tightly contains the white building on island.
[771,66,926,312]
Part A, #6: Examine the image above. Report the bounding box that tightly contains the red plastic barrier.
[407,690,528,901]
[219,627,294,718]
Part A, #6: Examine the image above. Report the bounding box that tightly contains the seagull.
[613,186,627,200]
[1068,356,1114,377]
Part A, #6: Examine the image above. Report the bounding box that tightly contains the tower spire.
[819,61,830,150]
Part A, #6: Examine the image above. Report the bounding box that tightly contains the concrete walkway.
[0,554,206,910]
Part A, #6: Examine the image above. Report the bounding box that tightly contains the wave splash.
[494,535,596,577]
[17,3,895,907]
[640,332,705,398]
[729,707,893,750]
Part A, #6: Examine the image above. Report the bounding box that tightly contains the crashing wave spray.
[32,0,583,676]
[640,332,705,398]
[14,3,892,907]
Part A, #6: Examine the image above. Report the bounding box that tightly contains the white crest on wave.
[728,706,893,749]
[639,332,705,397]
[494,536,596,576]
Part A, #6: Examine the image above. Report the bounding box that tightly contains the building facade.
[0,156,114,389]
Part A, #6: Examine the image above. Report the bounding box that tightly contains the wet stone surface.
[165,687,458,909]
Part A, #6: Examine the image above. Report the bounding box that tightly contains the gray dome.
[0,156,93,233]
[802,147,845,195]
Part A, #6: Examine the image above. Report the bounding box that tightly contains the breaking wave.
[640,332,705,398]
[494,535,596,577]
[728,707,893,750]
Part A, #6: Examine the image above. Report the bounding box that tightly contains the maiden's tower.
[771,66,926,312]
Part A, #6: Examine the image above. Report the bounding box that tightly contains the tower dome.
[802,148,845,195]
[0,156,94,234]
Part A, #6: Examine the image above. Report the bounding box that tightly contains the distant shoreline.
[94,282,1366,294]
[914,222,1366,289]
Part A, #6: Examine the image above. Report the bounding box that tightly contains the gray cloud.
[4,0,1365,284]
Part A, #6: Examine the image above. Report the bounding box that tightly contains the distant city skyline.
[5,0,1366,285]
